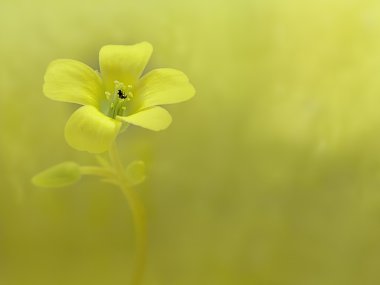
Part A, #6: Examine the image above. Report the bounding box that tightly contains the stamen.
[105,81,134,118]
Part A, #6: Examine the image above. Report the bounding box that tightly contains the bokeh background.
[2,0,380,284]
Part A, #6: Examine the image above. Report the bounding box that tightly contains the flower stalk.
[109,143,147,285]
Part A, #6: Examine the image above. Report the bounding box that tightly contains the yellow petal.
[99,42,153,91]
[117,107,172,131]
[43,59,103,107]
[65,105,121,153]
[135,68,195,110]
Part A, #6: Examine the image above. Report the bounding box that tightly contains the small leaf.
[126,160,146,186]
[32,162,81,188]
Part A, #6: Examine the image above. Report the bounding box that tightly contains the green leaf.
[32,162,81,188]
[126,160,146,186]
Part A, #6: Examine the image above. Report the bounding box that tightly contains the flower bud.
[32,162,81,188]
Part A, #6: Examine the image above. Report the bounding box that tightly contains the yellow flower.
[43,42,195,153]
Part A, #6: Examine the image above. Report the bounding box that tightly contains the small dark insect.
[118,89,127,99]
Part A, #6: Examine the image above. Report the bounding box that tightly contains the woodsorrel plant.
[32,42,195,285]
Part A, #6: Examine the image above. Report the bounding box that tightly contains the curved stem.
[109,143,147,285]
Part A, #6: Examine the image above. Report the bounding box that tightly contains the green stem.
[80,166,115,178]
[109,143,147,285]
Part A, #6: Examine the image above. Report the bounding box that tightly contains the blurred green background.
[2,0,380,284]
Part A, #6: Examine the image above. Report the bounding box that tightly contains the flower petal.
[43,59,103,107]
[99,42,153,91]
[117,107,172,131]
[135,68,195,110]
[65,105,121,153]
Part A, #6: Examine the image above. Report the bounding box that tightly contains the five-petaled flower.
[43,42,195,153]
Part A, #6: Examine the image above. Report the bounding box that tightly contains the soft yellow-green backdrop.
[2,0,380,284]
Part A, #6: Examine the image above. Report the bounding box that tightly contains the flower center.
[105,80,134,119]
